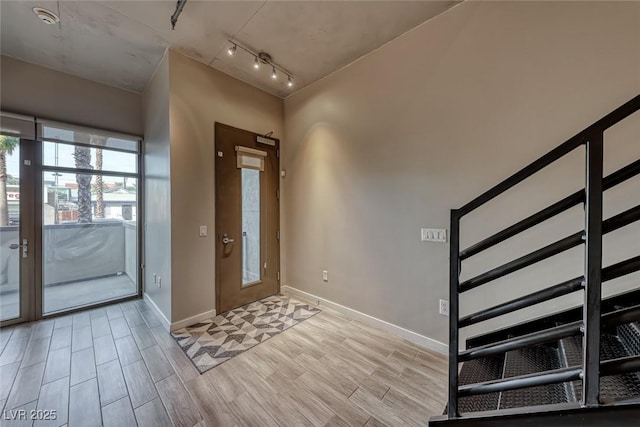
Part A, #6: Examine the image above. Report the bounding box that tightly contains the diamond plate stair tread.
[498,345,569,409]
[616,322,640,357]
[561,333,640,403]
[454,355,504,414]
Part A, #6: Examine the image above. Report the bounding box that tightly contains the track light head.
[287,76,293,87]
[227,44,237,56]
[271,67,277,79]
[253,57,260,69]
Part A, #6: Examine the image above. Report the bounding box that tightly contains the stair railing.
[447,94,640,419]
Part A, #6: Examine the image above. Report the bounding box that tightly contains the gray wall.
[0,55,143,136]
[283,1,640,345]
[168,50,284,323]
[143,52,172,322]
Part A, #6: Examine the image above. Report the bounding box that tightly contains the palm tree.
[0,135,18,226]
[73,145,92,223]
[94,143,105,219]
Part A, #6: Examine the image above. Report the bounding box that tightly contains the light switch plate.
[199,225,207,237]
[421,228,447,243]
[322,270,328,282]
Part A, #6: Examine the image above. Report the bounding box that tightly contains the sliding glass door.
[0,136,29,323]
[0,114,142,325]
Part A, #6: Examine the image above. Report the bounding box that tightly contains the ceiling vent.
[32,7,60,25]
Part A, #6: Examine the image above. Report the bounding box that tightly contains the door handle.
[8,239,28,258]
[222,234,235,245]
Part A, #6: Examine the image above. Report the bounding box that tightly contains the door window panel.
[1,136,20,321]
[242,168,261,286]
[42,170,138,314]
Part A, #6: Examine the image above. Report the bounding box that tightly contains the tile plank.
[50,325,72,351]
[5,362,45,410]
[156,375,203,427]
[109,318,131,340]
[140,345,174,383]
[105,305,124,320]
[90,317,111,339]
[69,378,101,427]
[114,336,141,367]
[93,335,118,366]
[0,361,21,401]
[101,396,137,427]
[0,337,28,366]
[122,360,158,408]
[71,327,92,353]
[131,326,156,350]
[43,346,71,384]
[70,347,96,386]
[97,359,128,407]
[134,397,171,427]
[34,376,69,427]
[163,346,198,383]
[184,376,241,427]
[21,336,51,368]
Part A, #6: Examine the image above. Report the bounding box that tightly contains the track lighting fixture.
[226,39,295,89]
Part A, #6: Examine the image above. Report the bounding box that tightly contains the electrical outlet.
[157,277,162,288]
[439,299,449,316]
[422,228,447,243]
[322,270,328,282]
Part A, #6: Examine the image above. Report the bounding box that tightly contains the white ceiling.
[0,1,458,98]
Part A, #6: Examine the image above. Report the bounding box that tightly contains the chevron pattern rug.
[171,294,321,373]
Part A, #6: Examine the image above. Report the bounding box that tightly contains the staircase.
[429,95,640,426]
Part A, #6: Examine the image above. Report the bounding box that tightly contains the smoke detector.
[33,7,60,24]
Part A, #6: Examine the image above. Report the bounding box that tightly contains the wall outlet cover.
[439,299,449,317]
[322,270,328,282]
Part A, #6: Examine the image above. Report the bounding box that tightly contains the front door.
[215,123,280,314]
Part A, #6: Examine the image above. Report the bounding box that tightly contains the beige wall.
[143,53,172,321]
[0,55,142,135]
[283,1,640,345]
[168,50,284,322]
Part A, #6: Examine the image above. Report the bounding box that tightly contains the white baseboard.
[170,309,217,331]
[143,293,217,331]
[143,293,171,331]
[281,285,448,355]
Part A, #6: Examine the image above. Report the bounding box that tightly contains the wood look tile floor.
[0,297,448,426]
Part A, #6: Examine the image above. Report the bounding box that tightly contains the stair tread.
[456,355,504,413]
[561,333,640,403]
[499,345,568,409]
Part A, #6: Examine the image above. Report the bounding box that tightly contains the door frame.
[0,133,145,327]
[214,122,280,314]
[0,138,36,327]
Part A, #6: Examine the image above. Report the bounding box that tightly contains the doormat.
[171,294,321,373]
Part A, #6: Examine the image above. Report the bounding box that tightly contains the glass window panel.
[41,124,139,152]
[1,136,20,321]
[42,172,138,314]
[242,168,261,286]
[43,141,137,174]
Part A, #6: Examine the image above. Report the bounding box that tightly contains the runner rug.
[171,294,321,373]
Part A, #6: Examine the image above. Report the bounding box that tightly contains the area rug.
[171,294,321,373]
